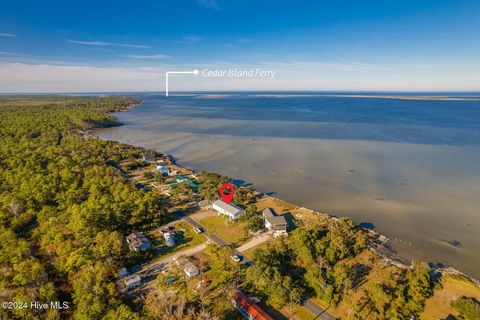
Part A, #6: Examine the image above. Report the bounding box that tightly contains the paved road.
[176,213,229,246]
[174,211,251,264]
[303,299,337,320]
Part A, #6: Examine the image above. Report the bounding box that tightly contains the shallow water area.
[94,94,480,278]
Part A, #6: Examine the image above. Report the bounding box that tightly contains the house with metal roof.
[231,290,273,320]
[212,200,245,220]
[262,208,288,237]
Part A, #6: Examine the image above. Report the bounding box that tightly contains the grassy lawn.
[420,274,480,320]
[199,215,250,247]
[255,195,296,213]
[151,222,206,260]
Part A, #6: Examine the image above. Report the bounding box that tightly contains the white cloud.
[197,0,220,11]
[127,54,171,59]
[0,59,479,93]
[0,32,17,37]
[66,39,151,48]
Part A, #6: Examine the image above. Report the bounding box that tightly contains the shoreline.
[93,97,480,285]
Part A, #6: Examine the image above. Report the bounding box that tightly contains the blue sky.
[1,0,479,92]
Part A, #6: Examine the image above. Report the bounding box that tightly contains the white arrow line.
[165,70,199,97]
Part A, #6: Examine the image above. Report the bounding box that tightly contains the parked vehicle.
[230,254,242,262]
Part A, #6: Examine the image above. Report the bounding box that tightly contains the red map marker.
[219,183,235,204]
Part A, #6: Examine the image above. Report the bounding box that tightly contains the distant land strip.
[167,93,480,101]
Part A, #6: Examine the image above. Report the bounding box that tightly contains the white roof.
[213,200,244,215]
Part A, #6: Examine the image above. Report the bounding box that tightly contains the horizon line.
[1,89,480,95]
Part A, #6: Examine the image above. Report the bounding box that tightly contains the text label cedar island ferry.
[201,68,276,79]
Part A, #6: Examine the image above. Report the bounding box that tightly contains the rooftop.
[266,215,287,225]
[213,199,244,215]
[262,208,277,218]
[263,208,287,226]
[232,291,273,320]
[142,153,156,163]
[126,232,150,244]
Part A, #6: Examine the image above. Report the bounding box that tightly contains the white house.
[212,200,245,220]
[263,208,288,237]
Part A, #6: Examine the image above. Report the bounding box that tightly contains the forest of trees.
[245,218,367,308]
[245,218,434,319]
[0,97,169,319]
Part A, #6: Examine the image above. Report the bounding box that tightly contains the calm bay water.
[94,94,480,278]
